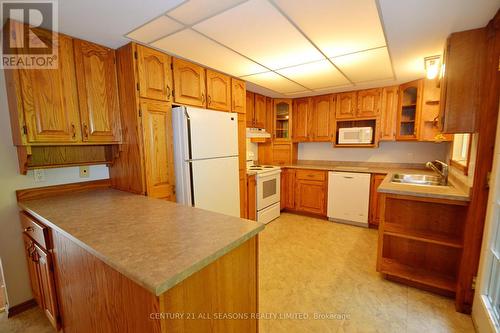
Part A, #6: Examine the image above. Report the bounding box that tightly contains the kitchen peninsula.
[16,180,263,333]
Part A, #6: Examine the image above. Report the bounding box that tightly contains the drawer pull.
[24,226,34,232]
[343,176,354,179]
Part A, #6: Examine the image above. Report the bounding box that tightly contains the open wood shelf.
[383,223,463,249]
[379,258,457,292]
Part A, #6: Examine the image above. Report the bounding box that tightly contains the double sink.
[391,173,445,187]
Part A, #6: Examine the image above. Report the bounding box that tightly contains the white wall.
[298,141,450,163]
[0,71,109,308]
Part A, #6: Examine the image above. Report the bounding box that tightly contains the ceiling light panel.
[332,47,393,83]
[152,29,267,77]
[126,15,183,43]
[276,59,350,90]
[193,0,324,70]
[242,71,305,94]
[168,0,247,25]
[273,0,386,57]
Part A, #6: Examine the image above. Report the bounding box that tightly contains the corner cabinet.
[136,45,172,102]
[74,39,121,143]
[274,99,292,141]
[172,58,206,107]
[206,69,231,111]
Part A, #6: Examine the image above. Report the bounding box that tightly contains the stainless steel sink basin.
[391,173,444,186]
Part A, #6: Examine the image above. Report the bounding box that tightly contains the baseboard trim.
[7,299,37,318]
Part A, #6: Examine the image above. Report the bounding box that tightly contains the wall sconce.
[424,55,441,80]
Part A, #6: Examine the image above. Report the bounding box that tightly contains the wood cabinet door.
[396,80,422,140]
[34,243,60,330]
[231,78,246,114]
[281,168,295,210]
[295,179,326,215]
[292,98,311,142]
[311,95,335,142]
[265,97,274,138]
[335,92,357,119]
[369,174,386,226]
[357,88,381,117]
[74,39,121,143]
[254,94,267,128]
[380,86,398,141]
[18,32,81,143]
[23,234,42,308]
[272,143,296,166]
[140,100,176,201]
[206,69,231,111]
[172,58,206,107]
[247,175,256,221]
[246,92,255,127]
[137,45,172,102]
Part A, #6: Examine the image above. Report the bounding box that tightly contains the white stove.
[247,163,281,224]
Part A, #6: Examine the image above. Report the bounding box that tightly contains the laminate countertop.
[279,161,471,202]
[18,189,264,296]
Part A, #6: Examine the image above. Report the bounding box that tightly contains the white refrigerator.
[172,106,240,217]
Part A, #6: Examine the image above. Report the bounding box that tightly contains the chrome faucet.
[425,160,449,185]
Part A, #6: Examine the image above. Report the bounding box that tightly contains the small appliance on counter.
[247,163,281,224]
[172,106,240,218]
[338,127,373,144]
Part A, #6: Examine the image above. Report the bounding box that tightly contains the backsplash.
[298,141,450,164]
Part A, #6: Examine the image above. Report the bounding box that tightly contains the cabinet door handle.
[83,123,89,139]
[208,95,212,106]
[201,93,205,104]
[24,226,33,232]
[166,85,171,100]
[71,123,76,139]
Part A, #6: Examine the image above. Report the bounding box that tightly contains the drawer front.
[20,212,49,249]
[295,169,326,181]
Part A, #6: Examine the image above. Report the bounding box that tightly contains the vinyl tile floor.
[0,213,476,333]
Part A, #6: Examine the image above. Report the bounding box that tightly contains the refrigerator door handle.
[185,109,193,160]
[188,161,195,207]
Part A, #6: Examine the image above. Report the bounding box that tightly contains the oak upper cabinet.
[292,98,311,142]
[140,100,176,201]
[11,30,81,144]
[311,94,335,142]
[294,170,327,216]
[265,97,274,137]
[206,69,231,111]
[396,80,422,140]
[335,92,357,119]
[369,174,385,226]
[419,79,453,142]
[254,93,267,128]
[281,168,295,210]
[356,88,381,117]
[380,86,399,141]
[274,99,292,141]
[231,78,246,114]
[439,28,486,133]
[74,39,121,143]
[172,58,206,107]
[246,91,255,127]
[137,45,172,102]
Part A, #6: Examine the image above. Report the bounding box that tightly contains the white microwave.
[338,127,373,144]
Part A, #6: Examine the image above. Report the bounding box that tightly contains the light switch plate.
[33,169,45,182]
[79,166,90,178]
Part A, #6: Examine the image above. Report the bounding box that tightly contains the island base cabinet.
[51,228,259,333]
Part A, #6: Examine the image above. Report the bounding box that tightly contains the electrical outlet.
[79,166,90,178]
[33,169,45,182]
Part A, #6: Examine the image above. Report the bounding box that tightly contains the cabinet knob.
[24,226,33,232]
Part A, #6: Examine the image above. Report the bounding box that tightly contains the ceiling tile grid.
[125,0,396,95]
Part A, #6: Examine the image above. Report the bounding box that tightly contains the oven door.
[256,171,281,211]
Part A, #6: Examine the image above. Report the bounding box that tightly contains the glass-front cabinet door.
[274,99,292,141]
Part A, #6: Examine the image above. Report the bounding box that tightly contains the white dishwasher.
[327,171,371,227]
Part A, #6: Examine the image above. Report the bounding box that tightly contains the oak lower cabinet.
[21,214,60,330]
[280,168,327,216]
[74,39,121,143]
[231,78,246,114]
[206,69,231,111]
[136,44,173,102]
[247,174,257,221]
[110,43,176,201]
[172,58,206,107]
[369,174,386,226]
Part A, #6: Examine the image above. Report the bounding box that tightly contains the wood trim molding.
[7,299,37,318]
[16,179,111,202]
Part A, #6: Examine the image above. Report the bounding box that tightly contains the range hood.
[246,127,271,138]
